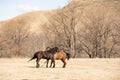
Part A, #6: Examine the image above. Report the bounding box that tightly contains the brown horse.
[50,52,70,68]
[29,47,59,68]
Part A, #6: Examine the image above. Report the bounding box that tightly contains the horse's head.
[65,52,71,60]
[48,47,59,53]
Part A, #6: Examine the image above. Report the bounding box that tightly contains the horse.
[46,46,59,53]
[28,47,59,68]
[50,52,70,68]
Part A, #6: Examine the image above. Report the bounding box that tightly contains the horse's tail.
[66,52,70,60]
[28,52,39,62]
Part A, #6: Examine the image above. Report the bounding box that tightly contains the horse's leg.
[50,60,53,68]
[61,59,66,68]
[36,58,40,68]
[52,60,55,68]
[46,59,49,68]
[50,59,55,68]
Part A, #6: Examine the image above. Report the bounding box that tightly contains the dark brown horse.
[50,52,70,68]
[29,47,59,68]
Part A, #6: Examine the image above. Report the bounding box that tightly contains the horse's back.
[54,52,66,60]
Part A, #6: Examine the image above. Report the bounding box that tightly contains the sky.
[0,0,69,21]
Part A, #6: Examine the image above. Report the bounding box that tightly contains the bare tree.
[1,20,30,57]
[78,5,119,58]
[44,3,84,57]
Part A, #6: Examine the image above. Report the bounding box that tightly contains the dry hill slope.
[0,0,120,33]
[0,10,55,33]
[0,0,120,58]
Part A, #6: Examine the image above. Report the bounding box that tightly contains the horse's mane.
[47,47,59,54]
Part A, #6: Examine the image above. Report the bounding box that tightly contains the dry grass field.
[0,58,120,80]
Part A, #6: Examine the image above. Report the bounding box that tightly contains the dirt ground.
[0,58,120,80]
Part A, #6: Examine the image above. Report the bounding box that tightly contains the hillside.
[0,10,55,33]
[0,0,120,58]
[0,0,119,33]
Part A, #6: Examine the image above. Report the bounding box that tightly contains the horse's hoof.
[36,66,39,68]
[52,66,55,68]
[63,66,66,68]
